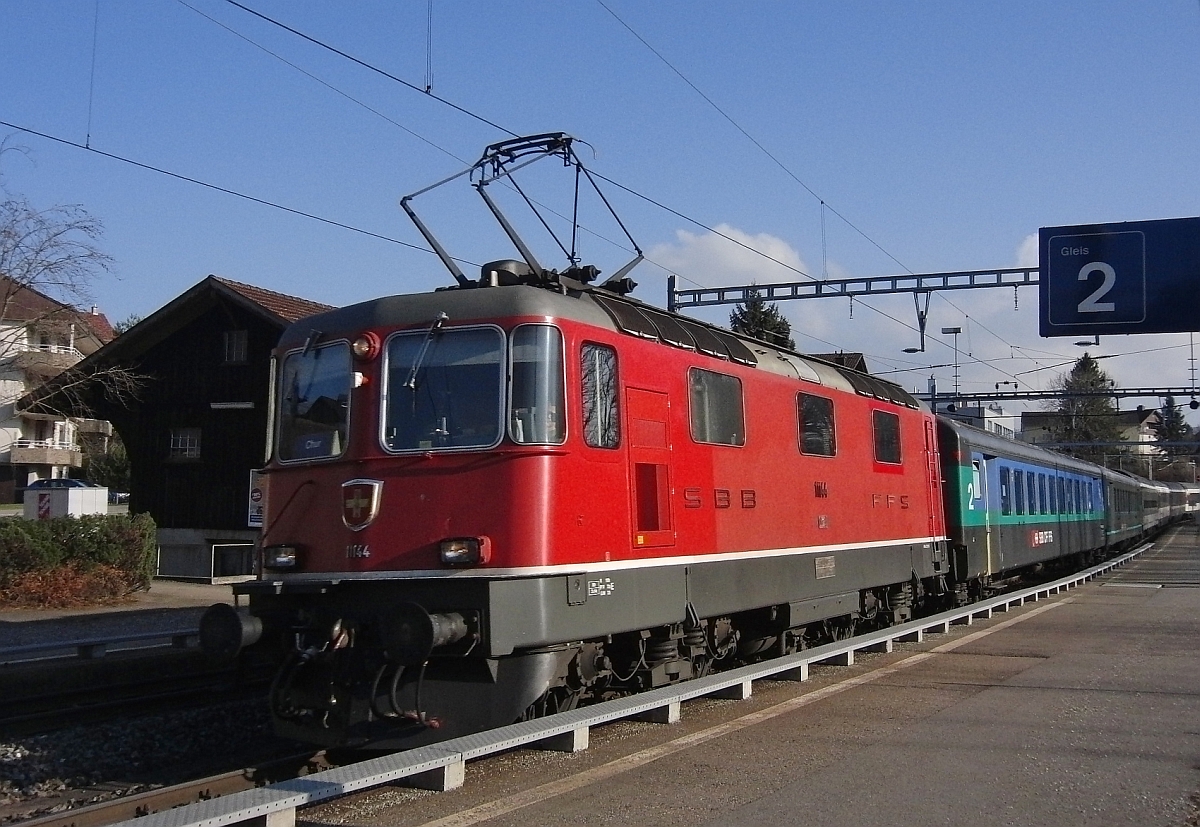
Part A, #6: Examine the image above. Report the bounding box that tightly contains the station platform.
[0,578,234,649]
[317,524,1200,827]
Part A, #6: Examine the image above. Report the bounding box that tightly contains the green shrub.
[0,513,157,600]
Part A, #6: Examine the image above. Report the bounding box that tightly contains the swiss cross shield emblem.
[342,479,382,531]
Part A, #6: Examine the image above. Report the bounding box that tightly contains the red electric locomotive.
[201,261,950,748]
[200,135,951,748]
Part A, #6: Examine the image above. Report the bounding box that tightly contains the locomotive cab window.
[382,326,504,452]
[798,393,836,456]
[871,410,901,464]
[689,368,745,446]
[510,325,566,445]
[581,342,619,448]
[277,341,351,461]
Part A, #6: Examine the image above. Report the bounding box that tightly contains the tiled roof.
[213,277,334,323]
[0,276,115,344]
[82,309,115,343]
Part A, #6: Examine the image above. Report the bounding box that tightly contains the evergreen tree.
[1153,395,1193,457]
[729,286,795,349]
[1047,353,1123,464]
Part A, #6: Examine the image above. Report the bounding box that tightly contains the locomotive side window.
[277,342,351,462]
[1039,474,1048,514]
[1028,472,1038,514]
[581,342,620,448]
[1048,475,1058,513]
[689,368,745,446]
[382,326,504,452]
[1057,477,1066,514]
[510,325,566,445]
[871,410,901,464]
[999,466,1011,515]
[798,393,836,456]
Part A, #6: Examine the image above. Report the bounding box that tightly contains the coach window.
[511,325,566,445]
[1013,469,1025,515]
[581,342,619,448]
[872,410,901,464]
[1000,466,1011,515]
[1039,474,1048,514]
[1028,473,1038,515]
[1057,477,1066,514]
[689,368,745,446]
[798,393,836,456]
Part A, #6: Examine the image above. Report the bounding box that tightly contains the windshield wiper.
[404,312,449,390]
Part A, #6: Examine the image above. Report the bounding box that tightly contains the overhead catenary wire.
[214,0,932,346]
[0,118,456,259]
[221,0,517,138]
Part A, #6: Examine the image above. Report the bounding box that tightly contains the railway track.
[2,750,334,827]
[0,648,274,737]
[2,541,1162,827]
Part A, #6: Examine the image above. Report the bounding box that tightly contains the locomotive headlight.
[262,544,299,570]
[352,332,381,361]
[439,536,491,566]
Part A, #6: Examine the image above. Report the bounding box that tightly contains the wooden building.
[28,276,331,580]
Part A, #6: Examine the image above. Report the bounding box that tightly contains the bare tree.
[0,145,143,422]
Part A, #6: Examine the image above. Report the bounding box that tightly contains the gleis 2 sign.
[1039,216,1200,337]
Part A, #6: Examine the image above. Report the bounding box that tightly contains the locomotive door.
[626,387,675,549]
[923,419,942,539]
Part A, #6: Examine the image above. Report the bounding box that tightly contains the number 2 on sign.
[1077,261,1116,313]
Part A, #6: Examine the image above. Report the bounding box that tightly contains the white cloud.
[1016,233,1039,268]
[649,224,812,287]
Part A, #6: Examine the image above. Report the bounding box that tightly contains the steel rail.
[107,542,1152,827]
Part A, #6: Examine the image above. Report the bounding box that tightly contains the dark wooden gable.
[34,276,332,531]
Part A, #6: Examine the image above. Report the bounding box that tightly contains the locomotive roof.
[278,282,918,409]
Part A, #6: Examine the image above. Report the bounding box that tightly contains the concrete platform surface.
[300,524,1200,827]
[0,579,235,648]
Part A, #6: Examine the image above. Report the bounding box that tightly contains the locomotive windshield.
[277,342,352,461]
[383,326,505,451]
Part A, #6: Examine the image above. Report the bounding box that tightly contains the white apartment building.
[0,278,114,501]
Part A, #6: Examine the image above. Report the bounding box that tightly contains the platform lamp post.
[942,327,962,403]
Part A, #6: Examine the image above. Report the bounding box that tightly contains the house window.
[224,330,248,363]
[169,428,201,459]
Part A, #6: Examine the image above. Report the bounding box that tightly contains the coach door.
[627,387,675,549]
[973,454,999,577]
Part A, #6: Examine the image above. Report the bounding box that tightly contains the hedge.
[0,513,157,597]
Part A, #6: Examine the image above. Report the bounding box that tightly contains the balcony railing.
[20,343,85,358]
[8,438,83,467]
[12,439,79,451]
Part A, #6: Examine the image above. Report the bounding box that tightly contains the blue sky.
[2,1,1199,426]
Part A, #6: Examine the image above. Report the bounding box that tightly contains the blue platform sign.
[1039,217,1200,337]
